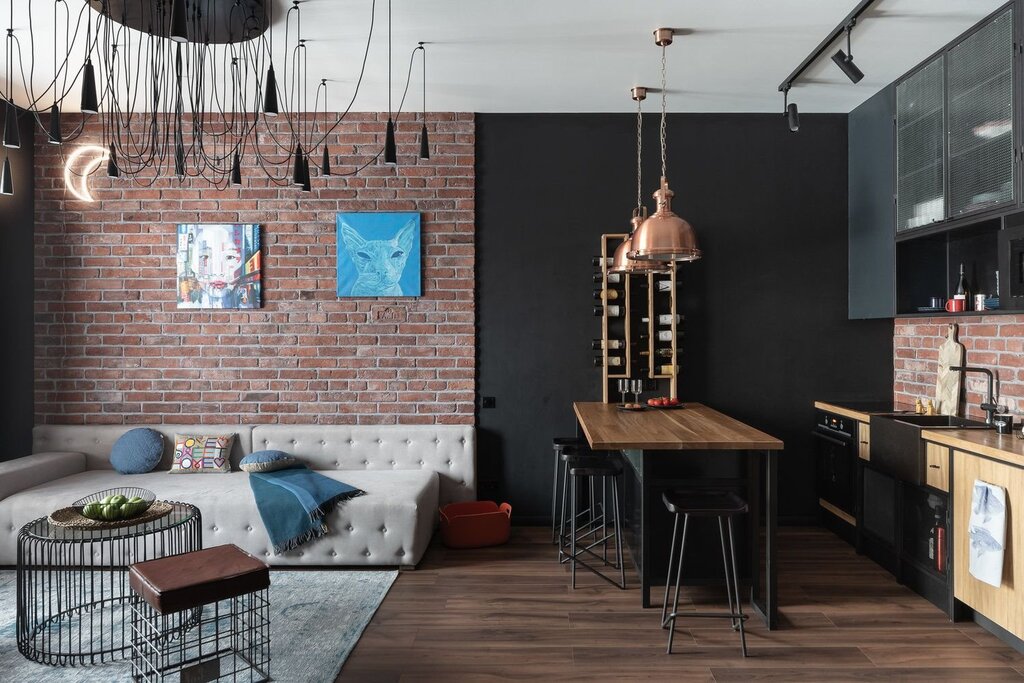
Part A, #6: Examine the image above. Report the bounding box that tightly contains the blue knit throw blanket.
[249,466,364,554]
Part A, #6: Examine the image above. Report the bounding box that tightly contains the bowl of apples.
[646,397,683,410]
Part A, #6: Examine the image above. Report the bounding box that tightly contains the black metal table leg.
[750,450,778,629]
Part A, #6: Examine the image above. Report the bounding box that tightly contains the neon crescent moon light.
[63,145,109,202]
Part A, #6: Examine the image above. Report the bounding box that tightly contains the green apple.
[121,502,144,518]
[101,495,115,505]
[109,495,127,506]
[82,503,104,519]
[102,504,121,521]
[128,496,144,504]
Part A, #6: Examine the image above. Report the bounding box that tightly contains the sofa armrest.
[0,452,87,502]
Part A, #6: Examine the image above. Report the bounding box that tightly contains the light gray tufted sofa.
[0,424,475,567]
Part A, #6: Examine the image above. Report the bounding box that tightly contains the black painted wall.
[0,110,35,460]
[476,113,894,523]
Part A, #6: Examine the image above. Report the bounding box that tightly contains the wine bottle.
[593,305,623,317]
[592,338,627,350]
[644,330,672,342]
[955,263,970,300]
[657,364,680,374]
[641,314,684,326]
[592,256,613,267]
[639,348,676,358]
[594,272,622,284]
[656,280,675,292]
[594,356,624,367]
[593,288,622,301]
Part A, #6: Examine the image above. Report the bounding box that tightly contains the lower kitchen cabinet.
[953,449,1024,641]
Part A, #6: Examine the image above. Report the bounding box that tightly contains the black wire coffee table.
[16,501,201,666]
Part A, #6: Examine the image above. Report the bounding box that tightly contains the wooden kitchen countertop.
[573,401,784,451]
[922,428,1024,468]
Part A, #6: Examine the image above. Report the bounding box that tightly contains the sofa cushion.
[110,428,165,474]
[240,450,298,473]
[170,434,235,474]
[0,468,438,567]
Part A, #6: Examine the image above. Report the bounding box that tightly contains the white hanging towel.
[968,479,1007,588]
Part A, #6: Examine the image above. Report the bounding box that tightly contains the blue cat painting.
[336,212,421,297]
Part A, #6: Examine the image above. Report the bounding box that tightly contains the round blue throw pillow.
[110,428,165,474]
[240,450,299,473]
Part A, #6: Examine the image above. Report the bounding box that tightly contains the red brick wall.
[34,113,475,425]
[894,315,1024,417]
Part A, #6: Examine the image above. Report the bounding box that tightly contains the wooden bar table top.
[573,401,784,451]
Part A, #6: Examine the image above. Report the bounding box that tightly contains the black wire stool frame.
[16,501,202,666]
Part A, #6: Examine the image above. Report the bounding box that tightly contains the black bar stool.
[660,489,748,657]
[560,455,625,589]
[551,437,585,544]
[557,449,608,563]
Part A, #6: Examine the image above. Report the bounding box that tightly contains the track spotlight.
[832,23,863,84]
[783,87,799,133]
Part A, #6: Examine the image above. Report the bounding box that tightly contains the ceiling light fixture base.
[653,28,675,47]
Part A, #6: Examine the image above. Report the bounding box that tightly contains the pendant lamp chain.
[635,96,643,215]
[659,44,668,180]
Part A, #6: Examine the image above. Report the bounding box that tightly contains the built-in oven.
[813,410,857,518]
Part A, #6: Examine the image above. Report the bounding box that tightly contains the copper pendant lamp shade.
[611,211,670,274]
[629,176,701,262]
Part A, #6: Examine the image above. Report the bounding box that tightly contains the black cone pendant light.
[292,144,305,185]
[417,43,429,160]
[106,144,119,178]
[170,0,189,43]
[3,100,20,149]
[175,140,186,178]
[47,104,62,144]
[81,60,99,113]
[321,146,332,176]
[1,155,12,196]
[384,117,397,165]
[230,151,242,186]
[264,65,279,116]
[302,156,312,192]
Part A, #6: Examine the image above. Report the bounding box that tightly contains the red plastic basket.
[439,501,512,549]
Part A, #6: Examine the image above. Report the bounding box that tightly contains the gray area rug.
[0,569,396,682]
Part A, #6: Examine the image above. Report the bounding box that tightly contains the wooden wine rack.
[596,234,681,403]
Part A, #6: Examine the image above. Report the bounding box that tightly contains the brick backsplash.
[34,113,475,425]
[894,315,1024,418]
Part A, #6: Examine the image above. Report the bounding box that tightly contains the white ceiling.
[1,0,1008,114]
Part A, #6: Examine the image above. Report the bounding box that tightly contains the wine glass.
[617,379,629,405]
[630,379,643,406]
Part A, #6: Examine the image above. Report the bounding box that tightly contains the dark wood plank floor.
[340,526,1024,681]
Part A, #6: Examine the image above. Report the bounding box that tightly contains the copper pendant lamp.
[629,29,701,264]
[611,86,668,275]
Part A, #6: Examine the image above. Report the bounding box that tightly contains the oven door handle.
[811,430,851,448]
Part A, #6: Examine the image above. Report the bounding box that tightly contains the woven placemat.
[48,500,174,530]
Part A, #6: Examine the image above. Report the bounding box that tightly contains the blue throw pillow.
[240,450,299,473]
[110,428,165,474]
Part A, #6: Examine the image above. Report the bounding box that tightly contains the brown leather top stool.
[130,544,270,614]
[129,544,272,682]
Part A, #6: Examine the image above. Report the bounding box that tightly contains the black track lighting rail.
[777,0,878,92]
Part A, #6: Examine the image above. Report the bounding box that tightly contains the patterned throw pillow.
[239,450,299,473]
[169,434,235,473]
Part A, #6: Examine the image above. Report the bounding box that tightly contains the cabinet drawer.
[925,442,949,492]
[858,422,870,461]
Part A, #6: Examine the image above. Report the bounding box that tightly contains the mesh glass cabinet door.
[947,7,1015,218]
[896,56,945,233]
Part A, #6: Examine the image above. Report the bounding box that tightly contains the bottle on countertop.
[955,263,970,300]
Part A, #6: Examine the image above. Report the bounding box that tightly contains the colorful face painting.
[176,223,262,309]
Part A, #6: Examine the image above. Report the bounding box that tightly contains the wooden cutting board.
[935,323,965,416]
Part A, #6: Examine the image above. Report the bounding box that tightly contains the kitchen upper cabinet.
[896,56,945,233]
[849,86,897,318]
[947,7,1016,219]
